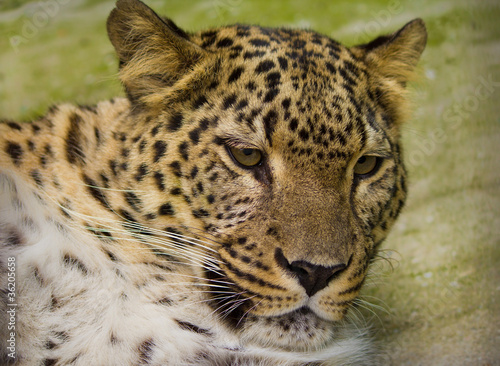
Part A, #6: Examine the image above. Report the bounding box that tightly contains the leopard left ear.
[352,19,427,124]
[354,18,427,85]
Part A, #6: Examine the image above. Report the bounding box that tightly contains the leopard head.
[107,0,426,350]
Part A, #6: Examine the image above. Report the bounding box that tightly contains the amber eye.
[353,156,380,177]
[228,146,263,167]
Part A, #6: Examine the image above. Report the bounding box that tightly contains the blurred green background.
[1,0,499,364]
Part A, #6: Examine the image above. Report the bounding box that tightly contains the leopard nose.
[289,260,346,296]
[275,249,347,296]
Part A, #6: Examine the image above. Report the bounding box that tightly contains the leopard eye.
[353,155,380,177]
[228,146,262,167]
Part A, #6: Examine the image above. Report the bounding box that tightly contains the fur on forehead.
[107,0,426,126]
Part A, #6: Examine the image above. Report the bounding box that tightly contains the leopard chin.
[241,308,340,351]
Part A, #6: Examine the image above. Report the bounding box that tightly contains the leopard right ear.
[107,0,207,107]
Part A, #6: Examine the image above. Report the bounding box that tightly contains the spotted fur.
[0,0,426,364]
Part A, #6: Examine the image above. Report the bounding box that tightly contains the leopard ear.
[355,18,427,85]
[353,19,427,124]
[107,0,207,106]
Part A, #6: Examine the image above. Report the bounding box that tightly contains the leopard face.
[102,0,426,349]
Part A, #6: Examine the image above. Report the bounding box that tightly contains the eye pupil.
[242,149,254,156]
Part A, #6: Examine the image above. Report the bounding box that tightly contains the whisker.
[345,304,365,328]
[46,190,223,254]
[207,291,251,319]
[236,297,262,327]
[218,296,252,320]
[184,293,242,310]
[142,272,235,288]
[83,225,222,266]
[352,299,384,325]
[356,296,391,315]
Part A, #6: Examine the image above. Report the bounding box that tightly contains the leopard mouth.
[271,305,329,323]
[203,265,347,326]
[204,266,337,344]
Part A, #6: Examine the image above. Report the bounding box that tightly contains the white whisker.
[236,297,263,326]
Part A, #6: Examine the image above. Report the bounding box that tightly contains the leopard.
[0,0,427,364]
